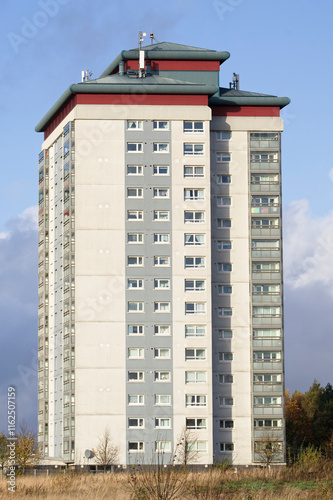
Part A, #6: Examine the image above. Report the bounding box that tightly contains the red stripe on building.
[125,60,221,71]
[211,106,280,117]
[44,94,208,139]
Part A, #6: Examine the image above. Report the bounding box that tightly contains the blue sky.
[0,0,333,431]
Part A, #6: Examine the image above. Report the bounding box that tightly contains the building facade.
[36,42,290,466]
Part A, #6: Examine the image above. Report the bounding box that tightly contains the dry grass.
[0,461,332,499]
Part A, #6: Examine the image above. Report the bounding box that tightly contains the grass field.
[1,461,333,499]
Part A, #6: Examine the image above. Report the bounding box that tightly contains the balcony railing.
[251,205,280,214]
[253,338,282,347]
[252,271,281,280]
[251,249,280,258]
[251,182,280,193]
[250,161,279,170]
[251,226,280,236]
[252,315,282,326]
[252,293,281,304]
[253,360,282,370]
[253,407,283,415]
[253,383,282,392]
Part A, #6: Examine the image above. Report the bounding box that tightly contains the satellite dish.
[84,449,94,459]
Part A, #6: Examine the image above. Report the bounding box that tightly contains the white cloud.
[283,199,333,293]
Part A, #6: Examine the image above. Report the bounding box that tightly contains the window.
[185,256,205,268]
[153,143,169,153]
[218,308,232,317]
[217,196,231,206]
[219,398,234,406]
[128,279,144,289]
[184,166,204,178]
[127,256,144,266]
[155,441,172,453]
[219,375,233,383]
[254,419,282,428]
[184,121,204,132]
[154,302,170,313]
[216,131,231,141]
[154,371,171,382]
[218,285,232,295]
[127,143,143,153]
[220,443,234,452]
[128,348,144,359]
[154,348,171,358]
[154,256,170,266]
[219,420,234,429]
[128,302,144,313]
[127,165,143,175]
[154,394,171,405]
[127,210,143,221]
[185,371,207,383]
[127,187,143,198]
[153,165,169,175]
[217,175,231,184]
[254,396,282,405]
[253,306,281,317]
[218,330,233,339]
[253,329,281,338]
[153,211,170,221]
[153,187,170,198]
[186,441,207,453]
[217,219,232,228]
[154,325,171,336]
[184,189,205,201]
[154,233,170,244]
[219,352,233,361]
[216,152,231,162]
[154,279,170,289]
[184,234,205,246]
[127,233,144,244]
[217,241,232,250]
[184,211,205,223]
[250,132,279,148]
[184,144,204,155]
[185,280,205,291]
[128,395,144,405]
[128,441,144,451]
[185,348,206,360]
[155,418,171,429]
[127,120,143,130]
[185,302,206,315]
[218,263,232,272]
[128,418,144,428]
[253,351,281,361]
[128,325,144,335]
[186,418,207,430]
[153,121,169,130]
[128,371,144,382]
[186,395,207,407]
[185,325,206,337]
[251,174,279,185]
[253,373,282,383]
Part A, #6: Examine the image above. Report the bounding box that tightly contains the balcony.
[251,182,280,193]
[252,293,281,304]
[253,406,283,416]
[253,338,282,348]
[251,205,280,215]
[253,360,282,370]
[252,315,282,326]
[251,226,281,237]
[251,161,279,171]
[252,249,280,259]
[254,428,283,438]
[252,271,281,280]
[253,383,283,392]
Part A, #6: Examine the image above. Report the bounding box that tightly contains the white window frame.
[153,165,169,175]
[218,263,232,272]
[217,241,232,250]
[217,196,231,207]
[127,256,144,267]
[216,131,231,141]
[154,325,171,336]
[127,278,144,289]
[128,441,144,452]
[185,325,206,337]
[128,302,144,313]
[155,417,171,429]
[220,443,234,452]
[185,371,207,384]
[184,166,204,178]
[218,285,232,295]
[153,143,169,153]
[154,256,170,267]
[154,394,171,405]
[186,395,207,407]
[185,279,206,292]
[127,187,143,198]
[185,302,206,315]
[217,219,232,229]
[153,187,170,198]
[127,233,144,244]
[153,210,170,221]
[219,374,233,384]
[184,143,204,156]
[186,441,207,453]
[154,302,171,313]
[128,418,145,428]
[184,211,205,223]
[218,308,233,317]
[128,395,144,406]
[186,418,207,430]
[218,330,233,339]
[185,348,206,360]
[128,371,144,382]
[127,143,143,153]
[183,121,204,133]
[154,371,171,382]
[155,441,172,453]
[154,348,171,359]
[127,165,143,175]
[219,420,234,429]
[154,279,171,290]
[184,256,205,268]
[217,175,231,184]
[127,210,143,221]
[184,234,205,246]
[154,233,170,244]
[128,325,144,335]
[184,189,205,201]
[127,120,143,130]
[216,152,231,162]
[153,121,169,130]
[128,348,144,359]
[219,397,234,407]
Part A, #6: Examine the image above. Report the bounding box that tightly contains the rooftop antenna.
[150,32,160,45]
[138,30,146,78]
[81,69,92,83]
[229,73,239,90]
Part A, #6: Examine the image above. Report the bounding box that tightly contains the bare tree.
[173,427,199,466]
[92,428,119,471]
[254,432,283,467]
